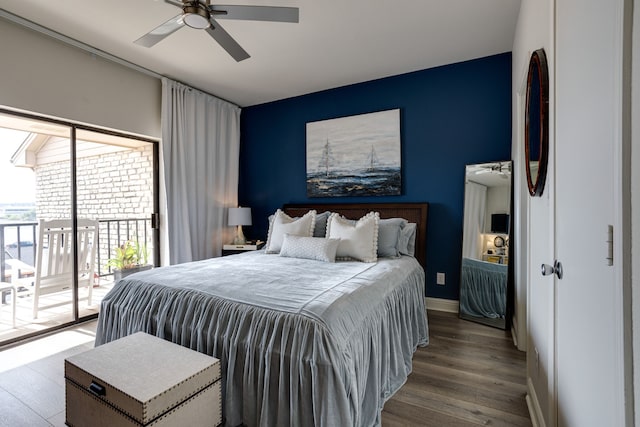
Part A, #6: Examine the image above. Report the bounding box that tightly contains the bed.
[95,203,429,427]
[459,257,507,319]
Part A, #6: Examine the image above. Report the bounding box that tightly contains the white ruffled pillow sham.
[265,209,316,254]
[265,209,417,259]
[329,216,411,258]
[267,210,331,238]
[279,234,341,262]
[326,212,379,263]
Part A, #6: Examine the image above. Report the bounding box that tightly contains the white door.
[527,174,556,426]
[554,0,627,425]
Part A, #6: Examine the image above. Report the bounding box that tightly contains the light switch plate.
[436,272,445,285]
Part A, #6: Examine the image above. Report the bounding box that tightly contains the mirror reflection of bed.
[459,161,513,329]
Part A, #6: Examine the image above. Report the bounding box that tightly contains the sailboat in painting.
[317,139,336,177]
[366,145,379,172]
[307,141,401,197]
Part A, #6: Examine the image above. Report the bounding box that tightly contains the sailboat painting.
[306,109,401,197]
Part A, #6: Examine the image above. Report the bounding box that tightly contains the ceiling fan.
[470,162,511,179]
[134,0,299,62]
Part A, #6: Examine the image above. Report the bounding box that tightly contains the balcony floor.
[0,278,115,345]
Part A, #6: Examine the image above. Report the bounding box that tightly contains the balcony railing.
[0,221,37,285]
[97,218,153,277]
[0,217,154,284]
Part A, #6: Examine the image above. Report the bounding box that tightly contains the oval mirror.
[525,49,549,197]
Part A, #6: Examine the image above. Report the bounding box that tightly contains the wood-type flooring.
[381,310,531,426]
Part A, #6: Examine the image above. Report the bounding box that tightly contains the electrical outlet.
[436,272,445,285]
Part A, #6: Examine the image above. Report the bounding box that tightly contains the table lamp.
[228,207,252,245]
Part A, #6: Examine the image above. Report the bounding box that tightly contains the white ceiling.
[0,0,521,107]
[467,162,512,187]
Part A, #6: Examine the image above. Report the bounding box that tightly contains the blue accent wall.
[239,52,512,300]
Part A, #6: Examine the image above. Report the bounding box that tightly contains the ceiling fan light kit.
[183,3,211,29]
[134,1,299,62]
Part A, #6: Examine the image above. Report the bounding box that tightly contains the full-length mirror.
[459,161,512,329]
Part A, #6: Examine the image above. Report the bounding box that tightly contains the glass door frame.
[0,107,160,346]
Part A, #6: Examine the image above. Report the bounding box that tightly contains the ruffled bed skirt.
[96,264,427,427]
[459,257,507,318]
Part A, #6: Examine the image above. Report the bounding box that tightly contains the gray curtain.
[161,78,240,264]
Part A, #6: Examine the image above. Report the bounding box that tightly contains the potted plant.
[106,240,152,281]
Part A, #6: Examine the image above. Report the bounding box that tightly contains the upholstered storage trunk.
[65,332,221,427]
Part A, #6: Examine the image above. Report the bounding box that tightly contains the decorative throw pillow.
[377,218,409,257]
[313,211,332,237]
[268,211,331,238]
[398,222,417,256]
[279,234,341,262]
[265,209,316,254]
[326,212,379,262]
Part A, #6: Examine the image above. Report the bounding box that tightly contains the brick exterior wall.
[34,145,155,272]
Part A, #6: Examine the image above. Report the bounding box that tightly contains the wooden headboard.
[283,202,429,268]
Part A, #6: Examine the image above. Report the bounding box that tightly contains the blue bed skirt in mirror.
[460,257,507,319]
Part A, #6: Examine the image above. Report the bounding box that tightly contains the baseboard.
[511,325,518,347]
[425,297,459,313]
[526,377,546,427]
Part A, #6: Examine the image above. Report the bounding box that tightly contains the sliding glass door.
[74,128,158,319]
[0,113,74,341]
[0,109,159,345]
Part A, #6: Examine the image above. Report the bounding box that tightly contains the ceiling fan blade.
[205,19,250,62]
[134,14,184,48]
[209,5,299,23]
[163,0,183,7]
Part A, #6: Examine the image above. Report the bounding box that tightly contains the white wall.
[0,18,161,138]
[511,0,554,358]
[484,185,510,232]
[512,0,554,425]
[633,0,640,423]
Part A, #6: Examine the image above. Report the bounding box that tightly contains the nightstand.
[222,241,265,256]
[483,253,509,265]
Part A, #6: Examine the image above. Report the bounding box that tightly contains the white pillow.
[279,234,341,262]
[326,212,379,262]
[267,211,331,237]
[265,209,316,254]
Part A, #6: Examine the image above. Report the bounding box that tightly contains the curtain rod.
[0,9,238,108]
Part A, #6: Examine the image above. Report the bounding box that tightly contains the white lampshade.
[228,207,252,226]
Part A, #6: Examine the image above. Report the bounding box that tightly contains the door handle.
[541,260,563,279]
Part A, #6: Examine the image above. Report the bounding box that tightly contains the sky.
[0,128,35,204]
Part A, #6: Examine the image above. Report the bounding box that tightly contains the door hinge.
[606,224,613,266]
[151,213,160,230]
